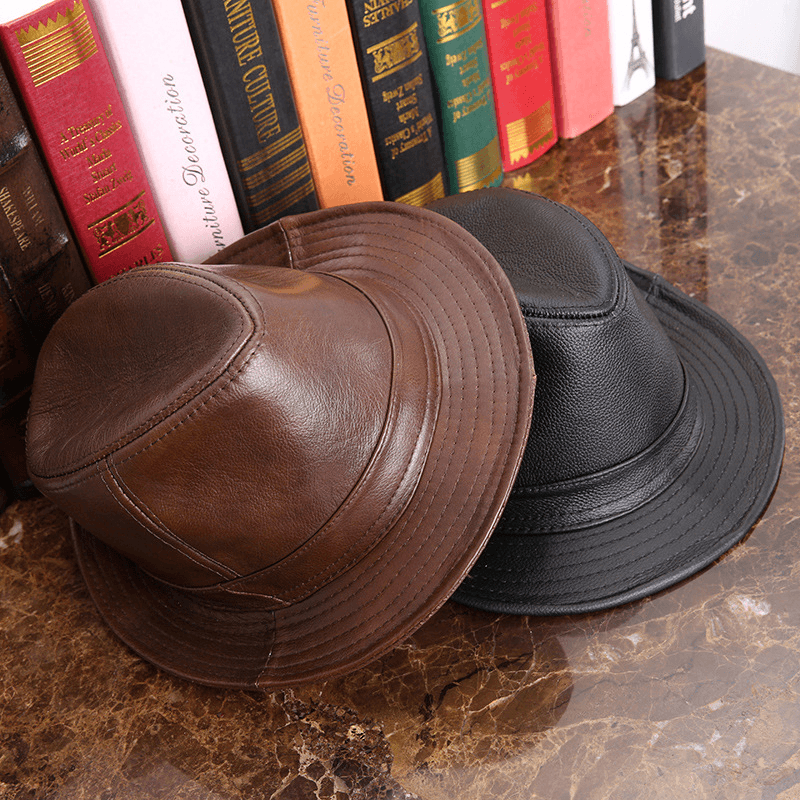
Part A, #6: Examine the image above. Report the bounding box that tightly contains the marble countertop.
[2,48,799,799]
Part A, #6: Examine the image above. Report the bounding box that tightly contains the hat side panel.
[39,459,237,587]
[26,268,255,478]
[104,271,394,587]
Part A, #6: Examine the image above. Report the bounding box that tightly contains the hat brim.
[70,202,535,687]
[452,258,784,615]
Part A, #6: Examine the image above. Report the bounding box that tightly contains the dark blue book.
[346,0,447,206]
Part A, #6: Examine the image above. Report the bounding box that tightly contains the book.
[651,0,705,80]
[346,0,447,206]
[181,0,318,233]
[481,0,558,172]
[270,0,383,208]
[0,0,172,283]
[0,60,90,348]
[418,0,504,194]
[0,58,90,500]
[544,0,614,137]
[607,0,655,106]
[89,0,244,261]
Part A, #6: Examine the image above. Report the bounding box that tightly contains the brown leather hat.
[25,202,534,689]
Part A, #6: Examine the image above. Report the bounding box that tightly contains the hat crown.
[27,264,406,593]
[429,189,686,490]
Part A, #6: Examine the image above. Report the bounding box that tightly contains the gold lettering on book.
[379,71,436,162]
[430,0,481,44]
[506,101,554,165]
[242,65,280,143]
[87,191,154,257]
[363,0,414,27]
[224,0,263,65]
[221,1,316,217]
[15,1,97,87]
[498,3,545,85]
[0,186,32,251]
[454,135,502,192]
[394,171,445,206]
[222,1,281,145]
[367,23,423,82]
[22,185,45,229]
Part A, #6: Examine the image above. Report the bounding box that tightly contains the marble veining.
[3,49,800,799]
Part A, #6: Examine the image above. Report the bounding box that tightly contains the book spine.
[89,0,244,261]
[0,59,91,500]
[418,0,504,195]
[607,0,655,106]
[544,0,614,138]
[270,0,383,208]
[0,0,172,283]
[0,61,91,348]
[651,0,704,80]
[346,0,447,206]
[481,0,558,172]
[181,0,319,234]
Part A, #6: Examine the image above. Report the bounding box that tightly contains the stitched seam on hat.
[99,459,232,579]
[274,219,295,269]
[33,268,255,480]
[325,278,759,634]
[267,224,482,640]
[35,288,267,489]
[502,410,703,534]
[222,283,439,601]
[83,547,278,671]
[267,212,522,667]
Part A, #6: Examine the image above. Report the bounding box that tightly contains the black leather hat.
[428,188,784,615]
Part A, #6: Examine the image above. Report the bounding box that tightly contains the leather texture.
[428,187,784,615]
[25,201,535,689]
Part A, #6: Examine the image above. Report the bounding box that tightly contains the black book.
[346,0,447,206]
[651,0,705,80]
[182,0,319,232]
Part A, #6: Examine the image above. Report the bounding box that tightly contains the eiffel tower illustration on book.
[624,0,652,89]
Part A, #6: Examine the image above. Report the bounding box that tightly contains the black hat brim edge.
[452,260,785,616]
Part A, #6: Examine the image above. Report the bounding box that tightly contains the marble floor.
[2,49,800,799]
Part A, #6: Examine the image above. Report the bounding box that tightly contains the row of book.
[0,0,704,509]
[0,0,707,277]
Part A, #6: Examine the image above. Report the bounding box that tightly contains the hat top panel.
[428,188,622,318]
[27,266,257,479]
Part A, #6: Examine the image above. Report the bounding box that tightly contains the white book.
[90,0,244,262]
[607,0,656,106]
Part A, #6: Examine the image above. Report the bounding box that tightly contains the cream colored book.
[90,0,244,262]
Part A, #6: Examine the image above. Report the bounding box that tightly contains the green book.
[418,0,503,194]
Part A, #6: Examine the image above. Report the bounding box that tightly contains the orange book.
[270,0,383,207]
[0,0,172,282]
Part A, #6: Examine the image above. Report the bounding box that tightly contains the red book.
[482,0,558,171]
[0,0,172,282]
[544,0,613,138]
